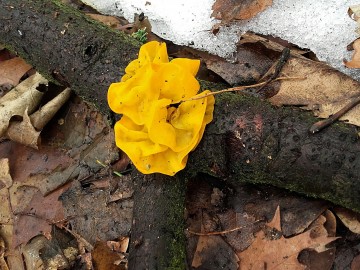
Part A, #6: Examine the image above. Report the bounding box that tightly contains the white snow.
[81,0,360,80]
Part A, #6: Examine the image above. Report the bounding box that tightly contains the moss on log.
[188,93,360,211]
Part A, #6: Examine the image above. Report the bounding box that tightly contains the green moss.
[158,176,186,269]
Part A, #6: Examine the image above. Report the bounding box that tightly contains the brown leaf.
[237,33,360,128]
[106,237,129,253]
[237,206,338,270]
[12,186,66,248]
[192,234,239,269]
[348,5,360,35]
[351,253,360,270]
[30,87,72,130]
[0,73,46,137]
[212,0,273,22]
[6,108,41,149]
[334,207,360,234]
[268,57,360,128]
[0,57,32,87]
[344,39,360,68]
[92,241,126,270]
[0,235,9,270]
[86,13,125,29]
[0,158,12,189]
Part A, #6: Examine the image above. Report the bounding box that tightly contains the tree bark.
[0,0,140,115]
[1,1,360,269]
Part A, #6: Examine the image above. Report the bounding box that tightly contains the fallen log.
[1,1,360,269]
[0,0,140,115]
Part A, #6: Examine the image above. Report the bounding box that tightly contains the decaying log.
[188,93,360,211]
[0,0,140,115]
[1,1,360,269]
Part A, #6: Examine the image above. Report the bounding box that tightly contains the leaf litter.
[0,48,132,269]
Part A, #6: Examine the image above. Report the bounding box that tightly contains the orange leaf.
[0,57,32,86]
[237,206,339,270]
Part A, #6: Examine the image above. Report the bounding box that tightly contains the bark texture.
[1,1,360,269]
[0,0,140,115]
[188,93,360,211]
[129,172,186,269]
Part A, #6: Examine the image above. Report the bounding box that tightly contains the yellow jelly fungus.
[108,41,215,176]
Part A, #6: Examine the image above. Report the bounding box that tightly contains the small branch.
[309,94,360,133]
[187,220,262,236]
[256,47,291,92]
[187,227,243,236]
[174,76,305,104]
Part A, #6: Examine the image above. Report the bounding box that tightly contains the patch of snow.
[82,0,360,80]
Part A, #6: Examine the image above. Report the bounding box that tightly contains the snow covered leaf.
[237,206,338,270]
[212,0,273,21]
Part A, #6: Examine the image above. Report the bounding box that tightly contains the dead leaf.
[106,237,129,253]
[344,39,360,68]
[0,57,32,87]
[351,253,360,270]
[0,73,46,137]
[22,235,51,270]
[12,186,67,248]
[217,209,257,252]
[268,57,360,127]
[3,85,70,149]
[30,87,72,130]
[236,33,360,128]
[6,108,41,149]
[348,5,360,35]
[334,207,360,234]
[0,158,12,189]
[0,235,9,270]
[192,233,239,269]
[212,0,273,22]
[86,13,125,29]
[237,206,338,270]
[92,241,126,270]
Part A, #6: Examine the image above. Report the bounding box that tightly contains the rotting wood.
[1,1,360,269]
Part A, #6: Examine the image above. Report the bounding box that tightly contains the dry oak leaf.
[212,0,273,22]
[237,206,338,270]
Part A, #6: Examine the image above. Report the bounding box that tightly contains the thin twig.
[173,76,305,104]
[309,94,360,133]
[187,226,244,236]
[256,47,291,93]
[187,218,263,236]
